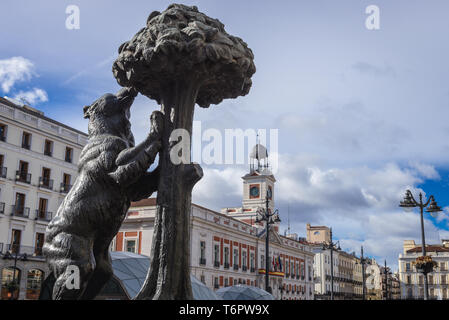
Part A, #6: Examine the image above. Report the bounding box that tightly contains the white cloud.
[0,56,35,93]
[13,87,48,105]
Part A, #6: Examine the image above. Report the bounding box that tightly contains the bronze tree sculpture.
[41,88,163,299]
[113,3,255,299]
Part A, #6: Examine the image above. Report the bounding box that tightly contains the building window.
[26,269,44,300]
[61,173,72,192]
[407,275,411,284]
[0,154,6,178]
[16,160,30,183]
[233,249,239,269]
[35,233,45,256]
[261,255,264,269]
[405,263,411,271]
[242,251,247,269]
[250,252,255,270]
[1,267,21,300]
[199,241,206,265]
[214,277,219,289]
[214,244,220,267]
[65,147,73,163]
[40,167,52,189]
[200,275,205,284]
[22,132,31,149]
[125,239,136,253]
[224,278,229,287]
[0,123,7,142]
[10,229,22,253]
[224,247,229,267]
[37,198,48,220]
[44,139,53,157]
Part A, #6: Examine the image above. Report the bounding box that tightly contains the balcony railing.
[233,264,239,270]
[250,267,255,273]
[0,202,4,214]
[0,166,6,178]
[199,258,206,265]
[0,135,6,142]
[22,142,31,150]
[60,183,72,193]
[214,283,219,289]
[11,205,30,218]
[224,262,230,269]
[44,150,52,157]
[4,244,44,257]
[35,210,53,222]
[39,177,54,190]
[242,265,247,272]
[65,156,72,163]
[15,171,31,184]
[214,261,220,268]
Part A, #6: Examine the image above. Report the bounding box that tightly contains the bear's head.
[83,87,138,144]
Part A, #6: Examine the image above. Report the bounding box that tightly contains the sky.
[2,0,449,271]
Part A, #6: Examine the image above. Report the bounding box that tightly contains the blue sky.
[2,0,449,270]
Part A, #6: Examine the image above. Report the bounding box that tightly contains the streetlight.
[322,228,340,300]
[2,244,28,300]
[383,260,392,300]
[255,189,280,294]
[399,189,442,300]
[356,246,367,300]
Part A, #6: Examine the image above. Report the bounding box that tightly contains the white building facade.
[0,97,87,299]
[398,239,449,300]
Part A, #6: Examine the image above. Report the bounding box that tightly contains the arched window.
[1,267,21,300]
[26,269,44,300]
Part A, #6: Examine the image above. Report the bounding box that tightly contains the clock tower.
[222,143,278,232]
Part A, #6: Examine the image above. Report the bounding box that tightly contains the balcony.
[0,202,4,214]
[233,264,239,271]
[214,283,219,289]
[65,156,72,163]
[199,258,206,266]
[15,171,31,184]
[35,210,53,222]
[214,261,220,268]
[250,267,255,273]
[0,166,6,178]
[0,135,6,142]
[224,262,230,269]
[242,265,247,272]
[44,150,52,157]
[22,142,31,150]
[39,177,54,190]
[4,244,44,257]
[11,205,30,218]
[60,183,72,193]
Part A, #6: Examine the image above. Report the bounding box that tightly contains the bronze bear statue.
[41,87,163,300]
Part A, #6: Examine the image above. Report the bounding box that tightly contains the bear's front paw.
[150,111,164,136]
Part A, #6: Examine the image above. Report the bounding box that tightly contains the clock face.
[250,186,260,198]
[267,186,272,199]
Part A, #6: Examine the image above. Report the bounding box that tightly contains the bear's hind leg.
[79,243,114,300]
[47,233,96,300]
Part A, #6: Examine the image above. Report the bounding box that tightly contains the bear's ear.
[83,105,91,119]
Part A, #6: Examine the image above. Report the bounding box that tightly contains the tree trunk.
[135,79,203,300]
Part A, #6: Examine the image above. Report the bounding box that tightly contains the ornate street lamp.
[322,228,340,300]
[399,189,442,300]
[2,244,28,300]
[356,246,368,300]
[255,190,280,294]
